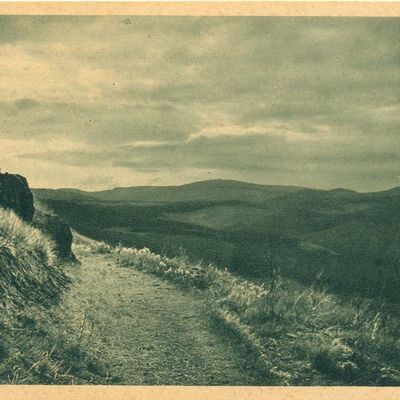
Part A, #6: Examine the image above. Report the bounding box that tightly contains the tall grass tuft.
[0,207,70,308]
[0,208,112,384]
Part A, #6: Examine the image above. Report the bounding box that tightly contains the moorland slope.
[34,179,400,301]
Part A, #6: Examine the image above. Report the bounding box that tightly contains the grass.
[0,207,68,308]
[0,303,112,384]
[75,239,400,386]
[0,208,112,384]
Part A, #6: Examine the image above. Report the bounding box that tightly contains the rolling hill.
[33,179,400,301]
[34,179,305,204]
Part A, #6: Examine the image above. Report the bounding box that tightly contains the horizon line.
[29,177,400,195]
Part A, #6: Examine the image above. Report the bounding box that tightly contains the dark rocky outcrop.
[0,172,34,221]
[32,211,75,260]
[0,172,75,261]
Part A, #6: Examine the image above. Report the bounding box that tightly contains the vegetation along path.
[65,251,261,385]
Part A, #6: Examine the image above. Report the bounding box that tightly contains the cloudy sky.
[1,16,399,191]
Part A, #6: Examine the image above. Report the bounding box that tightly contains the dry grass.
[77,240,400,386]
[0,208,111,384]
[0,208,69,308]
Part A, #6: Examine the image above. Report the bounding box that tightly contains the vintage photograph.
[1,11,400,389]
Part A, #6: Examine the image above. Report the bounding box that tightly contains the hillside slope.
[0,208,107,383]
[33,179,400,301]
[74,238,400,386]
[0,172,108,384]
[0,208,68,308]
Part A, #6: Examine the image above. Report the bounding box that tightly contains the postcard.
[0,2,400,399]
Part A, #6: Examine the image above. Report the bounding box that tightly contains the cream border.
[0,1,399,16]
[1,385,400,399]
[1,2,400,398]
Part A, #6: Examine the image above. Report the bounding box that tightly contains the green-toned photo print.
[1,14,400,387]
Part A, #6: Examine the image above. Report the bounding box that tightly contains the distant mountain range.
[34,178,400,203]
[34,179,305,203]
[33,179,400,301]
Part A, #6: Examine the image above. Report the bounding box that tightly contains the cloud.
[1,16,400,191]
[187,122,331,143]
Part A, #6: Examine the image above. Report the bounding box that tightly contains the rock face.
[0,172,35,221]
[0,172,75,260]
[32,211,75,260]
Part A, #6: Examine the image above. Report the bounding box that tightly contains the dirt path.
[66,252,261,385]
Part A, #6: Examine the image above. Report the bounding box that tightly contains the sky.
[0,16,399,191]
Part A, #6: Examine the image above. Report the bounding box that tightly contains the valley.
[33,179,400,302]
